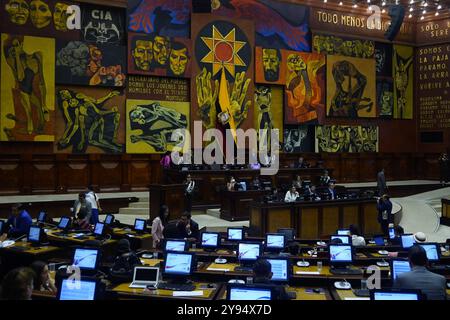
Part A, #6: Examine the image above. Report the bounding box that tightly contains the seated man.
[6,204,32,238]
[295,156,309,169]
[284,186,299,203]
[174,211,199,242]
[319,170,331,186]
[304,185,321,201]
[394,245,447,300]
[326,182,338,200]
[349,224,366,246]
[253,258,289,300]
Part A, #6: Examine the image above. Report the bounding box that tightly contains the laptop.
[129,266,159,289]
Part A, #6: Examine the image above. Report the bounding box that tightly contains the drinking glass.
[317,261,323,273]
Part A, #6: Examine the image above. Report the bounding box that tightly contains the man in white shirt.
[86,185,101,224]
[284,186,299,203]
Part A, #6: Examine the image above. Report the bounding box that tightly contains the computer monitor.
[73,248,100,271]
[337,229,351,236]
[390,259,411,281]
[58,216,71,230]
[419,243,440,262]
[201,232,220,250]
[373,235,385,246]
[388,227,396,239]
[237,242,262,265]
[164,239,188,252]
[276,228,295,242]
[227,228,244,241]
[329,244,353,267]
[37,211,46,223]
[266,257,289,282]
[370,289,421,301]
[163,252,195,280]
[227,284,273,300]
[28,225,41,244]
[134,219,147,232]
[330,235,351,244]
[401,234,415,248]
[265,234,285,252]
[93,222,105,237]
[104,214,114,225]
[57,278,97,300]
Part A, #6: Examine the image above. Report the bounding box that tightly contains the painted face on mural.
[169,45,188,76]
[132,39,153,71]
[287,54,306,73]
[5,0,29,25]
[53,2,69,31]
[255,86,271,111]
[153,36,170,66]
[30,0,52,29]
[262,48,280,82]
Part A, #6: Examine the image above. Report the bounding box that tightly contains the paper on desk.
[72,233,85,238]
[344,297,370,300]
[296,271,321,275]
[207,267,230,272]
[173,291,204,297]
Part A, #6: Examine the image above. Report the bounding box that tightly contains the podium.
[149,184,185,221]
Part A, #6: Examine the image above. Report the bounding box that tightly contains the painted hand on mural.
[228,71,251,127]
[196,67,219,129]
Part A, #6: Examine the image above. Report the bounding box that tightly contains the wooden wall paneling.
[21,153,33,194]
[342,205,359,229]
[65,155,90,192]
[97,155,122,192]
[0,155,21,194]
[359,154,377,182]
[55,154,68,193]
[321,153,341,182]
[321,206,339,236]
[120,155,131,192]
[299,208,319,239]
[266,208,292,233]
[362,202,382,236]
[340,154,360,182]
[250,207,263,236]
[129,156,151,191]
[31,155,57,194]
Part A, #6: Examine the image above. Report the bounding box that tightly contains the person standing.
[160,151,172,169]
[184,174,195,212]
[86,185,101,224]
[377,168,388,196]
[438,153,449,186]
[151,205,170,248]
[73,193,92,229]
[377,194,393,236]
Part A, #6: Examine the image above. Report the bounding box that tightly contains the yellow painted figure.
[262,48,281,82]
[5,0,29,25]
[53,2,69,31]
[30,0,52,29]
[153,35,170,67]
[132,38,153,71]
[169,42,188,76]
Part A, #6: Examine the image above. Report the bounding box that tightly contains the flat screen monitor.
[419,243,440,262]
[265,234,285,250]
[73,248,100,271]
[134,219,146,232]
[164,239,188,252]
[329,244,353,264]
[277,228,295,242]
[266,258,289,282]
[401,234,415,248]
[227,228,243,241]
[337,229,351,236]
[371,289,420,301]
[330,235,350,244]
[201,232,220,249]
[227,285,272,300]
[238,242,262,262]
[28,225,41,243]
[104,214,114,225]
[390,259,411,281]
[58,216,71,229]
[37,211,46,223]
[93,222,105,236]
[388,227,395,239]
[374,235,385,246]
[58,278,97,300]
[163,252,194,276]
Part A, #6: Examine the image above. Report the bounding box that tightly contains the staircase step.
[206,208,221,219]
[118,207,149,216]
[138,197,149,202]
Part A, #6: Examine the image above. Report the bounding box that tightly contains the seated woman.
[30,261,57,294]
[292,175,302,189]
[227,176,236,191]
[284,186,299,203]
[1,267,35,300]
[349,224,366,246]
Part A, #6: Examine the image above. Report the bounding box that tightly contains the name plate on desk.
[296,271,321,275]
[173,291,204,297]
[206,267,230,272]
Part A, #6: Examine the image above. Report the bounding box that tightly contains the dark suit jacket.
[176,219,200,240]
[394,266,447,300]
[377,171,387,195]
[253,278,289,300]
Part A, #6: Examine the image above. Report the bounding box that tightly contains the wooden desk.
[164,167,332,209]
[149,184,185,220]
[110,282,220,300]
[441,198,450,226]
[221,190,270,221]
[112,228,153,250]
[217,285,332,300]
[249,198,381,238]
[331,288,370,301]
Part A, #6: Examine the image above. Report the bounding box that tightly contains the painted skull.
[30,0,52,29]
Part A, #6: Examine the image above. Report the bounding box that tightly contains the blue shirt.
[7,210,32,236]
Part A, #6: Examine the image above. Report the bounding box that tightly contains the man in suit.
[327,182,338,200]
[377,194,393,236]
[184,174,195,212]
[377,168,388,196]
[394,245,447,300]
[175,211,199,242]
